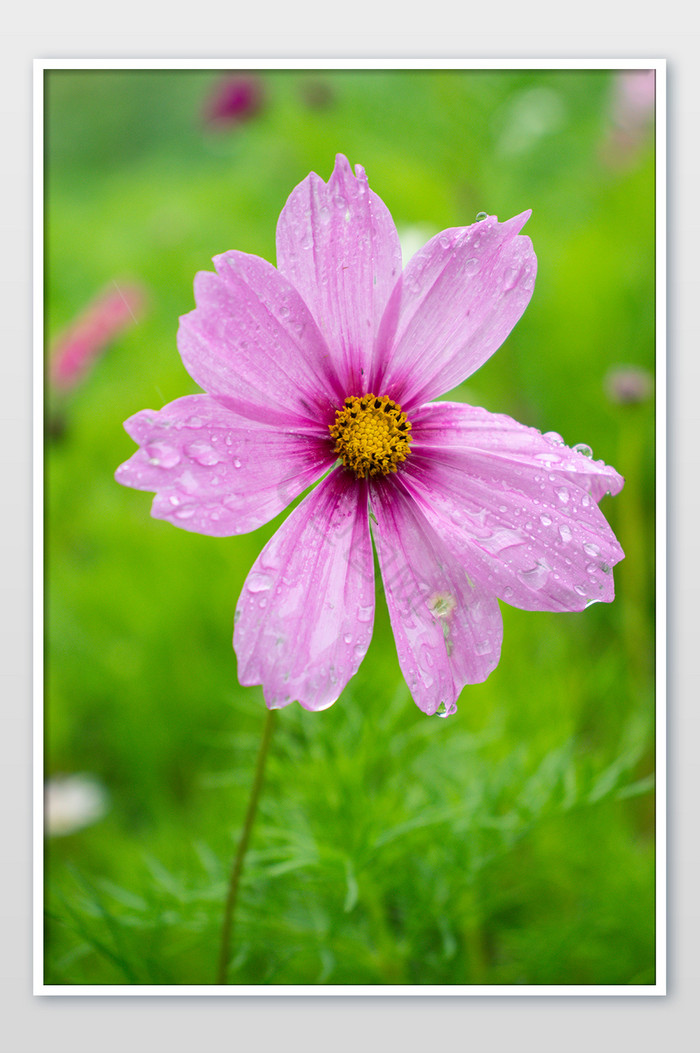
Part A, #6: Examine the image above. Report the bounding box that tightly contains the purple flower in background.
[116,156,624,717]
[202,73,264,128]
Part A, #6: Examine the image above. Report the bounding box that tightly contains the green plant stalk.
[216,707,277,985]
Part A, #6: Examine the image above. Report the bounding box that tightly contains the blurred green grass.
[44,68,655,986]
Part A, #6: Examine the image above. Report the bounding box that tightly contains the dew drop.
[573,442,593,458]
[186,416,204,429]
[555,486,570,503]
[145,442,181,469]
[185,440,223,466]
[233,458,242,469]
[503,585,514,599]
[583,542,600,556]
[517,561,550,590]
[343,633,353,645]
[540,513,552,526]
[502,266,519,291]
[247,571,273,593]
[356,606,373,624]
[558,524,572,542]
[475,211,488,221]
[174,504,195,519]
[464,257,480,276]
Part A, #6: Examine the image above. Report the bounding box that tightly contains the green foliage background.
[44,68,656,986]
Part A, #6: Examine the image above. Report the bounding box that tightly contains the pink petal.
[375,213,536,409]
[275,154,403,393]
[177,250,344,427]
[403,401,624,612]
[370,477,503,716]
[115,395,333,536]
[234,469,375,711]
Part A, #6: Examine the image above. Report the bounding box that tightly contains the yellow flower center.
[329,394,412,479]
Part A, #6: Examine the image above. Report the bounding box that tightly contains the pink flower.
[202,73,264,128]
[49,281,146,394]
[116,156,624,717]
[601,70,655,169]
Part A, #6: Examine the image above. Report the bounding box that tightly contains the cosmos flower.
[116,155,624,717]
[49,281,146,394]
[202,73,265,129]
[601,69,655,169]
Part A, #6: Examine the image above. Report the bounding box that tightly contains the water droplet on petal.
[583,542,600,556]
[247,571,273,593]
[174,504,196,519]
[186,415,204,429]
[502,266,519,291]
[343,633,353,645]
[234,458,242,468]
[475,211,488,221]
[555,486,570,503]
[185,440,223,466]
[464,257,480,276]
[559,524,572,542]
[517,561,551,590]
[573,442,593,458]
[146,442,181,468]
[540,513,552,526]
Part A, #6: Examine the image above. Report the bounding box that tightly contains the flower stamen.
[329,394,412,479]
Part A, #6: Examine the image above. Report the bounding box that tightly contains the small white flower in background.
[44,774,109,837]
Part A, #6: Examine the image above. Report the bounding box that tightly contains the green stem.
[216,707,277,985]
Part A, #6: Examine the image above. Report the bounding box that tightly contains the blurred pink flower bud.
[601,70,655,169]
[49,281,146,394]
[202,73,265,128]
[604,365,654,405]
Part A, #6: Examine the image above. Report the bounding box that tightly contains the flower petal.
[234,469,375,711]
[370,477,503,716]
[375,213,536,409]
[403,401,624,612]
[115,395,333,536]
[177,250,344,427]
[275,154,403,392]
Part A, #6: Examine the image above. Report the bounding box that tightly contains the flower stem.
[215,707,277,985]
